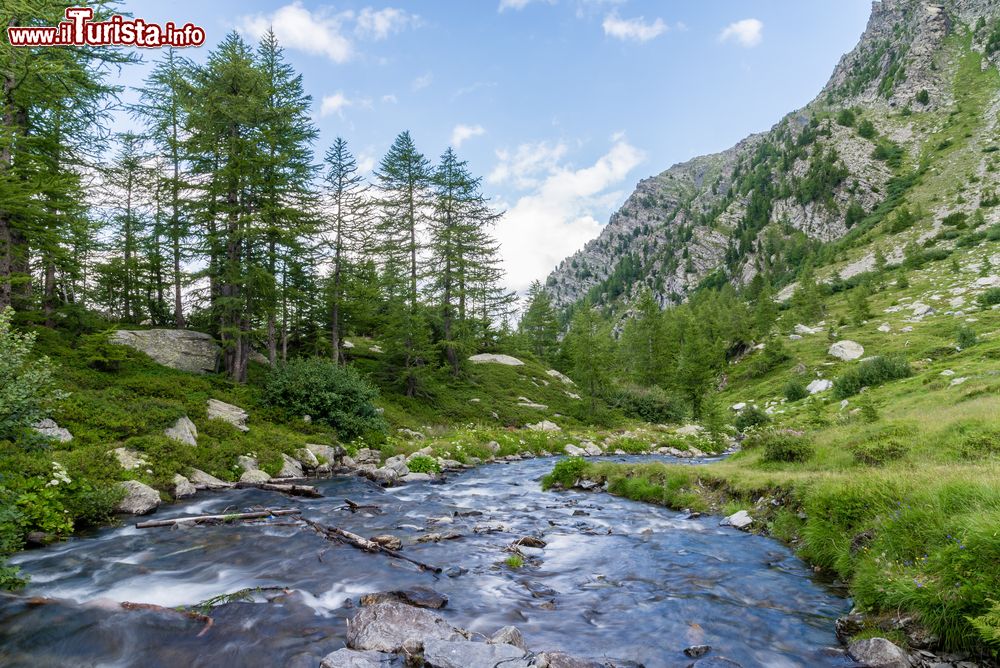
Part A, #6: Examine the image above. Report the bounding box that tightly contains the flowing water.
[0,456,855,668]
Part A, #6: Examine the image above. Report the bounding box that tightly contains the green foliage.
[504,554,524,569]
[957,429,1000,460]
[0,308,67,441]
[856,393,884,423]
[957,325,978,349]
[747,429,814,463]
[784,377,809,402]
[836,108,856,127]
[262,357,385,440]
[852,437,907,466]
[542,457,589,489]
[978,288,1000,308]
[833,355,912,399]
[734,406,770,433]
[79,333,130,372]
[915,89,930,105]
[942,212,969,227]
[848,285,873,326]
[564,302,613,412]
[845,200,866,228]
[857,118,877,139]
[742,338,790,379]
[406,454,440,473]
[518,281,560,362]
[605,385,686,423]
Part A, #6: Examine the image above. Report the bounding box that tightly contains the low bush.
[262,357,385,440]
[734,406,771,433]
[407,454,440,473]
[784,377,809,402]
[833,355,912,399]
[852,437,908,466]
[542,457,589,489]
[743,428,813,463]
[978,288,1000,308]
[605,385,686,423]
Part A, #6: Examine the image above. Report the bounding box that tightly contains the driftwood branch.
[136,508,301,529]
[235,481,323,498]
[344,498,381,513]
[300,517,442,573]
[121,601,214,637]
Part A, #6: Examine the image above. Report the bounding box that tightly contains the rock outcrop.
[116,480,160,515]
[207,399,249,431]
[110,329,218,374]
[468,353,524,366]
[33,418,72,443]
[164,416,198,446]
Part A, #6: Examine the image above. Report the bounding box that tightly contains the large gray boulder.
[116,480,160,515]
[164,416,198,446]
[189,468,234,490]
[33,418,73,443]
[468,353,524,366]
[319,649,400,668]
[828,340,865,361]
[171,474,197,499]
[275,453,303,478]
[207,399,249,431]
[422,639,530,668]
[847,638,911,668]
[489,626,527,650]
[346,601,467,653]
[111,329,218,374]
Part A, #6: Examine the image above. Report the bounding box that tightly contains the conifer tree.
[519,280,559,361]
[619,288,664,386]
[565,301,612,411]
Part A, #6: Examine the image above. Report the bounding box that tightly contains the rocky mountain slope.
[545,0,1000,311]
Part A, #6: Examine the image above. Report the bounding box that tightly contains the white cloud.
[493,138,646,292]
[236,3,419,63]
[356,7,418,40]
[411,72,433,91]
[357,151,377,174]
[381,94,398,104]
[498,0,552,11]
[489,141,569,190]
[718,18,763,48]
[451,124,486,148]
[320,92,371,117]
[237,2,353,63]
[602,12,667,42]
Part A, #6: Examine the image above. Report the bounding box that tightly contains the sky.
[108,0,874,293]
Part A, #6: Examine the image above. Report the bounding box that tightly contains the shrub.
[79,332,129,372]
[0,307,67,442]
[262,357,385,440]
[605,385,686,423]
[741,339,790,379]
[958,430,1000,460]
[942,212,968,227]
[833,355,912,399]
[734,406,770,433]
[784,377,809,402]
[857,119,877,139]
[957,325,978,349]
[852,438,908,466]
[542,457,588,489]
[406,454,440,473]
[747,429,813,463]
[837,108,856,127]
[978,288,1000,308]
[915,89,930,105]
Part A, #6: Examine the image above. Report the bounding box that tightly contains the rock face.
[468,353,524,366]
[116,480,160,515]
[33,418,73,443]
[207,399,249,431]
[829,340,865,361]
[346,601,467,653]
[847,638,912,668]
[164,416,198,446]
[110,329,218,374]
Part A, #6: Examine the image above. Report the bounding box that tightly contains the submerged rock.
[684,645,712,658]
[847,638,911,668]
[116,480,160,515]
[422,638,529,668]
[319,648,399,668]
[360,587,448,610]
[346,601,467,653]
[688,658,742,668]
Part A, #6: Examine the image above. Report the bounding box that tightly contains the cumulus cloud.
[602,12,667,42]
[498,0,553,11]
[492,138,646,292]
[451,124,486,148]
[320,92,371,117]
[411,71,433,91]
[718,18,763,48]
[237,3,419,62]
[356,7,418,40]
[381,94,398,104]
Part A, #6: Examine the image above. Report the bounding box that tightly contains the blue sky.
[113,0,873,291]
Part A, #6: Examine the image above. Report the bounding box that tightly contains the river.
[0,455,854,667]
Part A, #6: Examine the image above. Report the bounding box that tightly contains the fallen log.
[121,601,214,637]
[300,517,442,573]
[235,481,323,498]
[136,508,301,529]
[344,498,381,513]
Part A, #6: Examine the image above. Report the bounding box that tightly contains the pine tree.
[565,301,612,412]
[791,262,824,323]
[322,137,370,364]
[519,280,559,361]
[618,288,664,386]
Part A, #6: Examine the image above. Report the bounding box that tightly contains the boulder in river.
[684,645,712,658]
[401,473,434,483]
[360,586,448,610]
[847,638,911,668]
[164,416,198,446]
[422,638,530,668]
[720,510,753,529]
[489,625,527,650]
[111,329,218,374]
[171,474,197,499]
[346,601,468,653]
[687,658,743,668]
[116,480,160,515]
[207,399,249,431]
[189,468,234,490]
[319,648,400,668]
[240,469,271,484]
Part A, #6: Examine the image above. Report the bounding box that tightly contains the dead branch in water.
[136,508,301,529]
[299,517,442,573]
[120,601,214,637]
[235,481,323,498]
[343,498,381,513]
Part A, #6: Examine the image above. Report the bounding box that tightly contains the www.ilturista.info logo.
[6,7,205,48]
